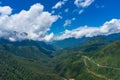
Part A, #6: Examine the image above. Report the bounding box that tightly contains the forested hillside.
[0,38,120,80]
[0,50,63,80]
[53,40,120,80]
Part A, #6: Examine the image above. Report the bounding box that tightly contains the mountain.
[88,40,120,80]
[0,39,55,57]
[0,44,51,62]
[93,40,120,67]
[51,33,120,49]
[0,50,63,80]
[0,33,120,80]
[53,40,120,80]
[52,36,109,59]
[51,37,89,49]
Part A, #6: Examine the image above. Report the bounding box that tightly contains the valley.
[0,0,120,80]
[0,34,120,80]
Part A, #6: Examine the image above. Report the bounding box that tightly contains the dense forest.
[0,33,120,80]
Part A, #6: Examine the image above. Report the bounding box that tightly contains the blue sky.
[0,0,120,41]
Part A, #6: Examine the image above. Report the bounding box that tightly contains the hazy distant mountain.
[51,37,90,49]
[51,33,120,49]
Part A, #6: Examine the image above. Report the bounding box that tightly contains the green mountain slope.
[0,50,63,80]
[94,40,120,68]
[0,44,51,63]
[0,36,120,80]
[0,39,55,57]
[53,40,120,80]
[52,37,109,60]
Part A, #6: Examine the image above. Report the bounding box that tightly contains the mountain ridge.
[51,33,120,49]
[0,33,120,80]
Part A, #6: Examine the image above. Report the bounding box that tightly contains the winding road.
[82,56,118,80]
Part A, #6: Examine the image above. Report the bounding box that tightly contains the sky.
[0,0,120,42]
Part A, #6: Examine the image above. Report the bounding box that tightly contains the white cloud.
[55,19,120,40]
[0,3,59,42]
[63,19,72,27]
[74,0,94,14]
[0,6,12,15]
[52,0,67,9]
[42,33,54,42]
[79,9,84,14]
[63,18,76,27]
[74,0,94,8]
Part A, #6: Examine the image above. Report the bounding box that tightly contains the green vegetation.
[53,40,120,80]
[0,50,63,80]
[0,40,63,80]
[0,37,120,80]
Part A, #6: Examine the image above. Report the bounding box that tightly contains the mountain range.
[0,33,120,80]
[51,33,120,48]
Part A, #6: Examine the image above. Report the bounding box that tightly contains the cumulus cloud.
[52,0,67,9]
[42,33,54,42]
[0,6,12,15]
[0,3,59,42]
[74,0,94,8]
[55,19,120,40]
